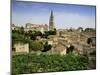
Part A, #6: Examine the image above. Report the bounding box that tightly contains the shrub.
[42,42,52,52]
[29,41,44,51]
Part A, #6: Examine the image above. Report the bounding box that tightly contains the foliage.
[34,31,42,36]
[78,27,83,32]
[43,29,57,38]
[87,38,92,44]
[84,28,96,32]
[28,31,42,40]
[29,41,44,51]
[12,30,29,44]
[20,26,24,34]
[42,31,49,38]
[67,45,75,53]
[42,42,52,52]
[12,54,90,74]
[12,27,57,44]
[48,28,57,35]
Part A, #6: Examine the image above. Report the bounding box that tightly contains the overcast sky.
[12,0,96,29]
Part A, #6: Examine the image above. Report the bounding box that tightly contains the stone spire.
[49,10,55,31]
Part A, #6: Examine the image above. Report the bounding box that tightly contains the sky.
[12,0,96,29]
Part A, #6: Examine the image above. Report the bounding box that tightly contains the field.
[12,53,90,75]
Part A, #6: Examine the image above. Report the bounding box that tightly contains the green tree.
[30,34,36,40]
[42,42,52,52]
[84,28,95,32]
[43,31,49,38]
[20,26,24,34]
[30,41,44,51]
[34,31,42,36]
[87,38,92,44]
[67,45,74,53]
[78,27,83,32]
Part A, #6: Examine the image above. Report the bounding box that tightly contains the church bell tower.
[49,10,55,31]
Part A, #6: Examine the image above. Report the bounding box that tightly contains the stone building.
[48,40,53,45]
[24,23,48,33]
[24,11,56,32]
[72,43,83,55]
[51,44,66,55]
[12,42,29,53]
[11,24,16,30]
[11,24,20,30]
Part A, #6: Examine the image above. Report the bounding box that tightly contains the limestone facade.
[24,23,48,33]
[13,42,29,53]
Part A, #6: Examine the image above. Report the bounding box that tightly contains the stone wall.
[14,43,29,53]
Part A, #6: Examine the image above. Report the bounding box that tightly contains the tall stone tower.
[49,10,55,31]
